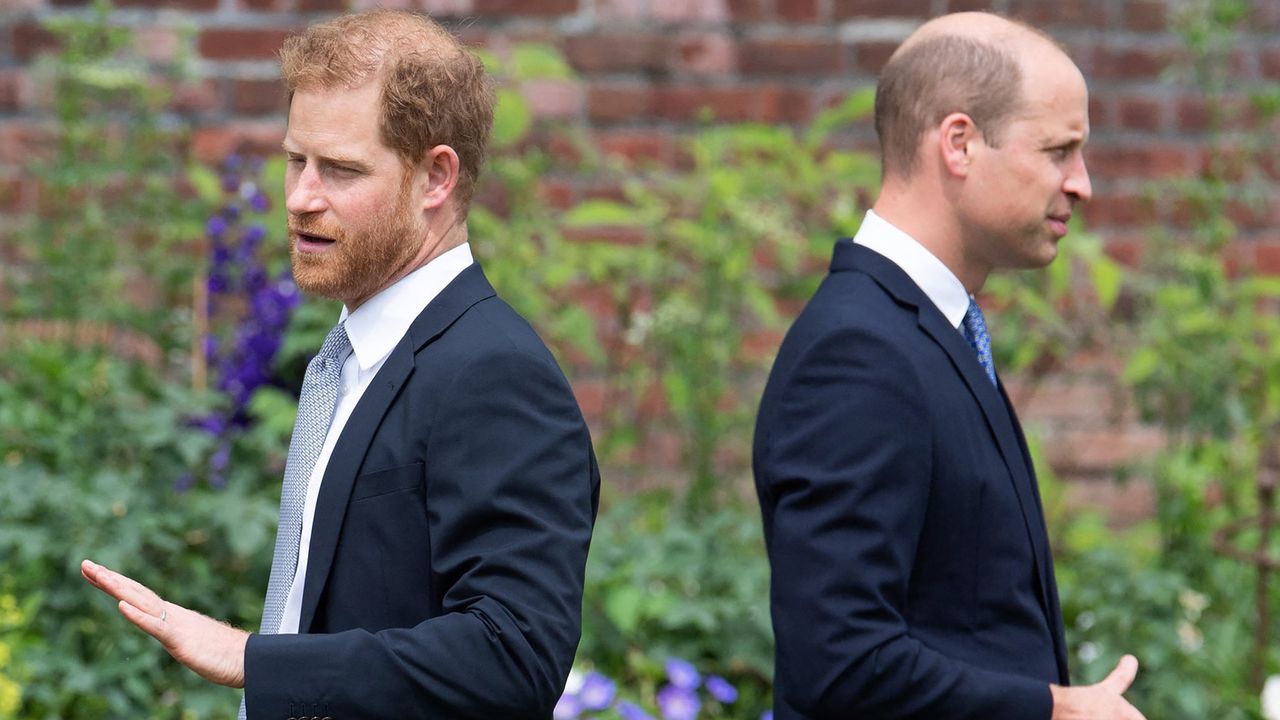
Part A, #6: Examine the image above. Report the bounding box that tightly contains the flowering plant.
[555,658,769,720]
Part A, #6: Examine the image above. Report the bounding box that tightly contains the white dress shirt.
[851,209,970,331]
[277,242,475,634]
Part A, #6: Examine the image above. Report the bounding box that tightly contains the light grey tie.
[240,321,350,720]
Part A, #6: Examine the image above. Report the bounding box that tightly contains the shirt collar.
[852,209,970,329]
[339,242,474,372]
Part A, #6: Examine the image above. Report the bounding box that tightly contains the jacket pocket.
[350,461,424,502]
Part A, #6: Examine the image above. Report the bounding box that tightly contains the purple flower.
[706,675,737,704]
[173,473,195,494]
[250,191,271,213]
[239,224,266,254]
[578,671,616,710]
[552,692,581,720]
[618,702,654,720]
[665,658,700,690]
[760,713,773,720]
[223,153,243,172]
[656,685,700,720]
[206,215,228,239]
[220,173,240,193]
[221,203,241,222]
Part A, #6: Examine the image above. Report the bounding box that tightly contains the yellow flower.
[0,675,20,717]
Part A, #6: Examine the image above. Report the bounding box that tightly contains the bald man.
[753,13,1144,720]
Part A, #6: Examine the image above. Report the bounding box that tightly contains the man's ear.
[417,145,461,211]
[937,112,980,179]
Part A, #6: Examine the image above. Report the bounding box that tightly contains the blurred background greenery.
[3,0,1280,718]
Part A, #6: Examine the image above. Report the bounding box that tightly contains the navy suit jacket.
[243,264,600,719]
[753,242,1068,720]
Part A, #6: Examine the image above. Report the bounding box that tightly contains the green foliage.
[0,6,278,718]
[562,91,880,512]
[579,497,772,717]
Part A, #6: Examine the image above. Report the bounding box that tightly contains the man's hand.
[1049,655,1146,720]
[81,559,249,688]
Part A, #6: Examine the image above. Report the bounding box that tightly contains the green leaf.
[1089,256,1123,311]
[491,88,532,148]
[562,199,643,229]
[603,584,644,635]
[185,164,222,206]
[510,44,573,81]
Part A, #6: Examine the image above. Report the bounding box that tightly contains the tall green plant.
[562,92,881,512]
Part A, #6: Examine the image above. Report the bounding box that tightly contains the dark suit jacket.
[243,263,600,719]
[753,241,1068,720]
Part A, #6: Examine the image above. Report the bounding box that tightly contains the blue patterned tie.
[962,298,997,386]
[240,322,350,719]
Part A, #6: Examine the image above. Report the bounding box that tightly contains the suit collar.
[297,263,497,631]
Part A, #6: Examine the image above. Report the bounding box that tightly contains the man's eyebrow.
[279,143,374,170]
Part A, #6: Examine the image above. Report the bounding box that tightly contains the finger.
[1099,654,1139,694]
[117,600,168,642]
[81,561,164,615]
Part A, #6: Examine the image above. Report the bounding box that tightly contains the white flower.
[1261,675,1280,720]
[563,667,585,696]
[1176,620,1203,653]
[1078,641,1100,664]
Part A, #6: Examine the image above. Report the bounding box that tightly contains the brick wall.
[5,0,1280,522]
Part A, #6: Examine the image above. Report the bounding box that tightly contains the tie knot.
[318,322,352,363]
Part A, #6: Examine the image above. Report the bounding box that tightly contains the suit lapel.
[839,243,1055,620]
[298,263,497,631]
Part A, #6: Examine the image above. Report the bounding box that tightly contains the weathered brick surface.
[3,0,1279,516]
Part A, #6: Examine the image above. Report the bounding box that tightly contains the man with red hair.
[83,11,599,718]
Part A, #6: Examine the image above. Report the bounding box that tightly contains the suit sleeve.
[757,327,1051,720]
[243,345,598,719]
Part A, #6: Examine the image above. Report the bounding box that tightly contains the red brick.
[537,177,575,209]
[777,0,821,21]
[1062,478,1156,528]
[1262,49,1280,81]
[1093,45,1180,80]
[232,79,287,116]
[1086,96,1109,128]
[571,377,606,419]
[1103,234,1144,267]
[587,83,654,123]
[654,85,761,122]
[758,85,814,124]
[947,0,993,10]
[1015,378,1125,424]
[563,34,670,74]
[1117,96,1164,132]
[1253,239,1280,275]
[1047,426,1165,474]
[189,123,285,164]
[473,0,577,15]
[172,79,222,114]
[832,0,930,19]
[1008,0,1109,28]
[237,0,279,8]
[1125,0,1167,31]
[854,41,898,74]
[297,0,346,8]
[1175,96,1211,132]
[740,38,843,75]
[676,33,737,75]
[12,23,59,61]
[0,176,36,213]
[523,79,583,120]
[1081,192,1157,229]
[594,129,675,164]
[117,0,217,9]
[0,71,24,112]
[198,29,294,61]
[1086,143,1191,180]
[0,122,52,165]
[726,0,765,20]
